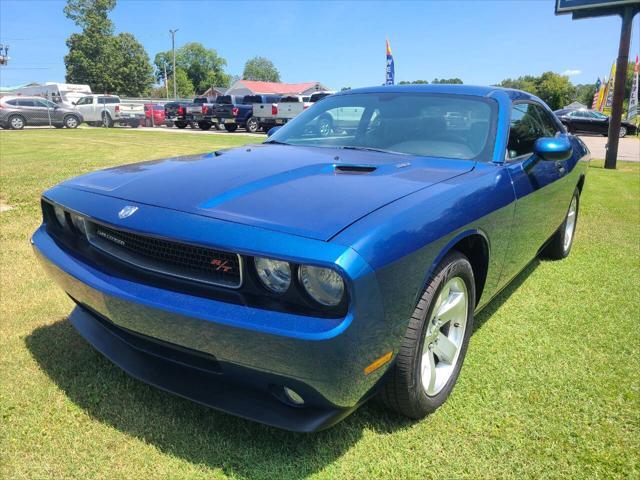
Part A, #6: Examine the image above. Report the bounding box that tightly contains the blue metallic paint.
[32,85,590,431]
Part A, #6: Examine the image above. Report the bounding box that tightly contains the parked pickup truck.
[210,95,252,132]
[186,96,219,130]
[164,100,193,129]
[73,95,144,128]
[276,95,311,123]
[245,94,283,132]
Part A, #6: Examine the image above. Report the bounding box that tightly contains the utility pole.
[169,28,179,99]
[604,6,634,170]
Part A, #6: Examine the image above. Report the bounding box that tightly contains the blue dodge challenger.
[32,85,589,432]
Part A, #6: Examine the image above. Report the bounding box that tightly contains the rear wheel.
[175,121,188,129]
[64,115,79,129]
[198,121,212,131]
[246,116,259,133]
[224,123,238,133]
[129,121,139,128]
[101,112,114,128]
[542,188,580,260]
[619,126,627,138]
[9,115,25,130]
[380,251,475,418]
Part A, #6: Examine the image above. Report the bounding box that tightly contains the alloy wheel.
[563,196,578,252]
[421,276,468,396]
[10,116,24,129]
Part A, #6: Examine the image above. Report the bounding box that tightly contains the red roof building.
[225,80,330,97]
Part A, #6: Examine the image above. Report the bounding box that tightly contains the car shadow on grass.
[25,318,413,479]
[25,259,540,479]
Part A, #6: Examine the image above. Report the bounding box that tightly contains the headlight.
[53,205,66,227]
[298,265,344,306]
[69,212,87,237]
[254,257,291,294]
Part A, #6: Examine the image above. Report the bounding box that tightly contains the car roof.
[336,84,539,101]
[1,95,50,101]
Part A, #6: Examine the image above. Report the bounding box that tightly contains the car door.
[501,101,570,281]
[75,96,96,121]
[588,110,610,134]
[17,99,48,125]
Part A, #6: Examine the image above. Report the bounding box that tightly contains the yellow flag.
[601,62,616,115]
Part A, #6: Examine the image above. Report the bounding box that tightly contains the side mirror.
[267,126,281,137]
[534,136,572,162]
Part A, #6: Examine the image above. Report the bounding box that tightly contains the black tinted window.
[507,103,556,159]
[216,96,233,104]
[243,95,262,104]
[280,96,300,103]
[5,99,18,106]
[17,99,36,107]
[97,96,118,104]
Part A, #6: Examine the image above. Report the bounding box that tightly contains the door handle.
[555,161,566,174]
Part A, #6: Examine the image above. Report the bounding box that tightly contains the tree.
[431,78,463,84]
[64,0,153,96]
[498,72,573,110]
[154,43,230,94]
[242,56,280,82]
[169,67,194,98]
[573,83,597,106]
[398,80,429,85]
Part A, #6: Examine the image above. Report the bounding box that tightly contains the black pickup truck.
[164,100,192,129]
[211,95,278,133]
[186,96,219,130]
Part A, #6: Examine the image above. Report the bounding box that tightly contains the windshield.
[269,92,497,160]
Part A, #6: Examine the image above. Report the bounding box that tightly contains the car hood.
[60,144,474,241]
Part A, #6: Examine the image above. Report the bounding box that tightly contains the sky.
[0,0,638,90]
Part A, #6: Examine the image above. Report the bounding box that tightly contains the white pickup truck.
[73,95,144,127]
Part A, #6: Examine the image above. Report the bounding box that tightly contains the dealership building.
[222,80,330,97]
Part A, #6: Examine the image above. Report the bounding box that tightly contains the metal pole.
[163,62,169,99]
[604,7,634,169]
[169,29,179,99]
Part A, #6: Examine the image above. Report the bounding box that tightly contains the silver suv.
[0,96,83,130]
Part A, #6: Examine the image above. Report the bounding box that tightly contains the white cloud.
[562,69,582,76]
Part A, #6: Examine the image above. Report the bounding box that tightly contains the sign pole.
[605,6,634,169]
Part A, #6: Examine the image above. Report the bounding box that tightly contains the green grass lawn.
[1,129,638,479]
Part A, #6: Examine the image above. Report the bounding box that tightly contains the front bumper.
[31,193,397,429]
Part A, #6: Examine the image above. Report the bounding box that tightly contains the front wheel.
[619,126,627,138]
[542,188,580,260]
[224,123,238,133]
[198,121,212,131]
[380,251,475,419]
[175,121,188,129]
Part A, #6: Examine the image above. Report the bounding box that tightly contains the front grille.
[87,221,242,288]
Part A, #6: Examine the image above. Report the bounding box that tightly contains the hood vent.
[334,165,377,174]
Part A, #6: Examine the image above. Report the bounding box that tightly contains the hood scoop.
[334,165,377,174]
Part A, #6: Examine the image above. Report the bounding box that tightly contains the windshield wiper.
[338,146,407,155]
[263,140,291,145]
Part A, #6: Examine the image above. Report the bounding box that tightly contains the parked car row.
[163,91,334,133]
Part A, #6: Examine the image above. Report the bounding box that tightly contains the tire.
[380,251,475,419]
[619,126,627,138]
[198,121,212,131]
[129,122,139,128]
[102,112,114,128]
[541,188,580,260]
[317,115,333,137]
[175,121,188,129]
[9,115,25,130]
[64,115,79,129]
[246,116,259,133]
[224,123,238,133]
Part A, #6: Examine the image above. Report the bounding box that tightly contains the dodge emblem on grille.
[118,205,138,219]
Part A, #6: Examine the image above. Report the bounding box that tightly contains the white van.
[11,83,92,108]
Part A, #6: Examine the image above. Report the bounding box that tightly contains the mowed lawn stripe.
[1,129,638,479]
